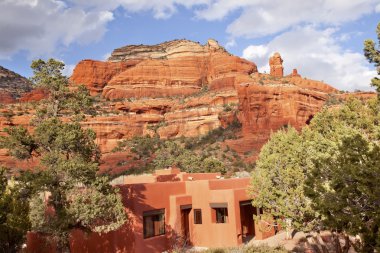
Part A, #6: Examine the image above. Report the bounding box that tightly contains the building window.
[213,207,228,223]
[194,209,202,224]
[143,209,165,238]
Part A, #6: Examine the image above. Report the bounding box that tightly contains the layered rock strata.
[1,40,375,173]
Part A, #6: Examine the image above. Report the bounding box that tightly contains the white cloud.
[62,63,75,77]
[1,0,378,89]
[243,45,268,59]
[0,0,113,59]
[225,39,236,49]
[69,0,211,19]
[195,0,379,38]
[0,0,215,58]
[242,26,377,91]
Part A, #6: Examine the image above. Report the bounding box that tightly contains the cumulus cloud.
[195,0,379,38]
[1,0,378,90]
[0,0,215,59]
[242,26,377,91]
[68,0,211,19]
[0,0,113,59]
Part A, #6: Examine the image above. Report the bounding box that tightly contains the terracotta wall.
[27,176,275,253]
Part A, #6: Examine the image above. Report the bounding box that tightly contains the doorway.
[180,206,191,245]
[240,200,256,243]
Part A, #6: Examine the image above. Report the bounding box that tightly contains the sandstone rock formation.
[0,65,33,103]
[70,60,138,95]
[107,39,225,62]
[19,88,48,102]
[1,39,375,173]
[291,69,300,77]
[269,52,284,78]
[71,39,257,100]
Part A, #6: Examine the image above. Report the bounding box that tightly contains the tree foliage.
[304,98,380,253]
[364,22,380,92]
[0,59,126,251]
[0,168,30,253]
[112,120,247,176]
[249,127,316,233]
[153,140,226,174]
[249,97,380,252]
[30,59,95,120]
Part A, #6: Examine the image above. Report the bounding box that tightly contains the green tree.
[0,168,30,253]
[364,22,380,92]
[249,98,380,251]
[249,127,315,239]
[153,140,227,174]
[305,98,380,253]
[0,59,126,252]
[30,59,94,120]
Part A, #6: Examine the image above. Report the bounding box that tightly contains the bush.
[201,249,227,253]
[244,245,288,253]
[199,245,288,253]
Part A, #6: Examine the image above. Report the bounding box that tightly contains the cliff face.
[0,65,33,103]
[1,39,375,173]
[71,39,257,99]
[68,39,343,160]
[107,39,225,62]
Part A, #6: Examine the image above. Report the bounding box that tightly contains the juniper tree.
[0,59,126,252]
[250,97,380,251]
[364,22,380,92]
[304,98,380,253]
[249,127,316,239]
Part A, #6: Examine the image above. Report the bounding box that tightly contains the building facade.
[27,168,275,253]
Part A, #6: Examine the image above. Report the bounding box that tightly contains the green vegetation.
[197,245,288,253]
[113,118,253,176]
[0,59,126,252]
[153,140,227,174]
[364,22,380,92]
[248,23,380,252]
[30,59,95,120]
[0,168,30,253]
[324,94,343,106]
[222,103,237,112]
[249,127,316,239]
[250,97,380,252]
[304,98,380,253]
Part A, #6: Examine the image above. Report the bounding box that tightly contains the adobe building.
[27,168,275,253]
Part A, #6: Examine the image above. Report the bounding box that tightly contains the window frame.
[143,209,165,239]
[194,209,202,224]
[213,207,228,224]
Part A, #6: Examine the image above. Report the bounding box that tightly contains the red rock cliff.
[1,39,374,172]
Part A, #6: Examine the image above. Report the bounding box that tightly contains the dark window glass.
[194,209,202,224]
[215,208,228,223]
[143,209,165,238]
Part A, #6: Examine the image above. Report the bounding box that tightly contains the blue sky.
[0,0,379,91]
